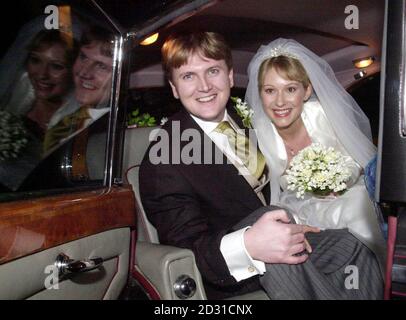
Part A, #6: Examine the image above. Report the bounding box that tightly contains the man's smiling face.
[73,42,113,106]
[169,51,234,122]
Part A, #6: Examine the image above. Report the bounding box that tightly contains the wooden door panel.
[0,186,136,264]
[0,186,136,299]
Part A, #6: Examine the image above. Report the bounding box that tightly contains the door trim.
[0,186,136,264]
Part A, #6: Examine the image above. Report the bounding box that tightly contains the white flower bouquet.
[0,110,28,161]
[285,143,352,199]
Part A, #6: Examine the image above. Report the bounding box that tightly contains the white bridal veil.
[245,38,376,204]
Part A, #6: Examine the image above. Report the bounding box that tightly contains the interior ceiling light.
[353,56,375,69]
[140,33,159,46]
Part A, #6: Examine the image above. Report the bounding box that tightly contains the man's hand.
[244,209,320,264]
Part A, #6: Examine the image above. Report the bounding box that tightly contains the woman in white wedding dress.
[245,38,386,265]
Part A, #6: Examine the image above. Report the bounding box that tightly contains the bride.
[245,38,386,264]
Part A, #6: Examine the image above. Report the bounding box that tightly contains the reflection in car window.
[43,25,114,154]
[0,2,116,199]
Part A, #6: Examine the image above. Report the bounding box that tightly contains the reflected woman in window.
[0,30,76,191]
[2,30,77,138]
[14,30,77,138]
[24,30,76,136]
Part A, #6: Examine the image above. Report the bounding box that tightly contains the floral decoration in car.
[127,108,157,128]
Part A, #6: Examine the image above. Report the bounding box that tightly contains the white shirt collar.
[88,107,110,120]
[190,110,229,135]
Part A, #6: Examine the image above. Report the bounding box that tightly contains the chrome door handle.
[55,253,103,276]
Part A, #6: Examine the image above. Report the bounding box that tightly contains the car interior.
[0,0,405,301]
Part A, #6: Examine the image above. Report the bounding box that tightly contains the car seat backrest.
[123,126,160,243]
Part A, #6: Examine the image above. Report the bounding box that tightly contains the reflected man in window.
[43,26,114,154]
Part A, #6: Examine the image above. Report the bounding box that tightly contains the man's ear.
[169,80,179,99]
[304,84,313,101]
[228,68,234,88]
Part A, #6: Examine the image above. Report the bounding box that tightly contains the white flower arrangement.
[285,143,352,199]
[0,110,28,161]
[231,96,253,128]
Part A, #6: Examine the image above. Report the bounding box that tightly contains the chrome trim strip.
[104,35,125,187]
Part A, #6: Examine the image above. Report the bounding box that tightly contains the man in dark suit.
[140,32,383,299]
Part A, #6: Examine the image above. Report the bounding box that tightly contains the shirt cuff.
[220,227,266,282]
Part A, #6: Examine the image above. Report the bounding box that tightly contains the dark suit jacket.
[140,105,269,299]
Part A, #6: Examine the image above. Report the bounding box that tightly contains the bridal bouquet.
[285,143,351,199]
[0,110,28,161]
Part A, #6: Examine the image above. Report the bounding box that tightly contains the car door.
[0,188,135,300]
[0,0,136,299]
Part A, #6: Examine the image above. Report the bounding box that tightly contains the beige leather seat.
[123,126,207,300]
[123,126,160,244]
[122,126,268,300]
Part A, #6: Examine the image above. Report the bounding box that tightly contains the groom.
[139,31,383,299]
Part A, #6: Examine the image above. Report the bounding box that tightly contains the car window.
[349,72,380,145]
[0,0,118,201]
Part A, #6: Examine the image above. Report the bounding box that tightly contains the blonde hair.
[258,55,310,89]
[161,32,232,80]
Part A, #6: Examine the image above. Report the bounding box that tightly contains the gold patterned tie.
[214,121,266,179]
[43,106,91,153]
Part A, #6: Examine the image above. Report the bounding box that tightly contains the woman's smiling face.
[27,43,70,101]
[260,67,312,130]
